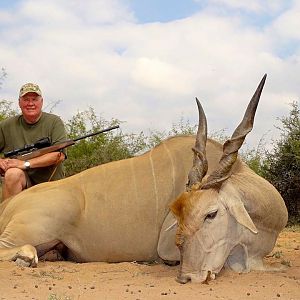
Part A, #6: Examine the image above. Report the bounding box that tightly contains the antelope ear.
[228,202,258,234]
[220,187,258,234]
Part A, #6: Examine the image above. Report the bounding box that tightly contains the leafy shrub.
[64,107,147,176]
[260,102,300,223]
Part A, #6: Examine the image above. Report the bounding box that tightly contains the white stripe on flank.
[162,142,176,200]
[130,158,138,204]
[103,163,107,204]
[149,149,158,227]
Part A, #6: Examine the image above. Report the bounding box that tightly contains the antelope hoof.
[13,245,38,268]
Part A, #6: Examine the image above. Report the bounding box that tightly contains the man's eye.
[205,211,218,220]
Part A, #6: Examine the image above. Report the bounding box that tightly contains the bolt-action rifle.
[3,125,120,161]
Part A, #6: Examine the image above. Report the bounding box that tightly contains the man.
[0,83,67,200]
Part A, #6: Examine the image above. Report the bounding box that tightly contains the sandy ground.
[0,229,299,300]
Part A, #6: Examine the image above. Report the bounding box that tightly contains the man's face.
[19,92,43,123]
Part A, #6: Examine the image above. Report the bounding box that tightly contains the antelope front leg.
[0,244,38,267]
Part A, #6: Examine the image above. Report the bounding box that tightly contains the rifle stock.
[15,140,75,161]
[6,125,120,161]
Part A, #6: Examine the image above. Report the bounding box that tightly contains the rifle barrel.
[73,125,119,142]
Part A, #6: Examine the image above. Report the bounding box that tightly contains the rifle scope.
[4,137,51,158]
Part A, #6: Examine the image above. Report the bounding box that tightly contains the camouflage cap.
[19,83,42,98]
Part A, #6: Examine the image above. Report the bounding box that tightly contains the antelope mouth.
[176,270,216,284]
[176,274,191,284]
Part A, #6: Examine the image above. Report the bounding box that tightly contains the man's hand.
[0,158,9,175]
[0,158,25,174]
[6,158,25,170]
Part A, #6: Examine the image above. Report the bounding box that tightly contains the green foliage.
[170,116,197,136]
[0,100,18,121]
[260,102,300,222]
[0,69,18,121]
[209,129,230,144]
[145,116,197,149]
[64,107,147,176]
[239,134,268,177]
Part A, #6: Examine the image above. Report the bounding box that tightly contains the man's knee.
[4,168,27,188]
[2,168,29,200]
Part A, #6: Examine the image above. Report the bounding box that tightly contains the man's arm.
[0,158,7,175]
[5,152,65,170]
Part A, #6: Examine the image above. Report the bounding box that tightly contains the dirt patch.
[0,229,299,300]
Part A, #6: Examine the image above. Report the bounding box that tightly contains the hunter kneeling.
[0,83,66,201]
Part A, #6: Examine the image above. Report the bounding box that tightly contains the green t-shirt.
[0,112,67,184]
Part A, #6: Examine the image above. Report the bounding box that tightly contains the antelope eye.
[205,210,218,220]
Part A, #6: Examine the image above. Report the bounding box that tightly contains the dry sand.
[0,229,299,300]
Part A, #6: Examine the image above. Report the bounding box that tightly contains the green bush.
[0,100,18,121]
[239,134,268,177]
[64,107,148,176]
[0,70,18,120]
[260,102,300,223]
